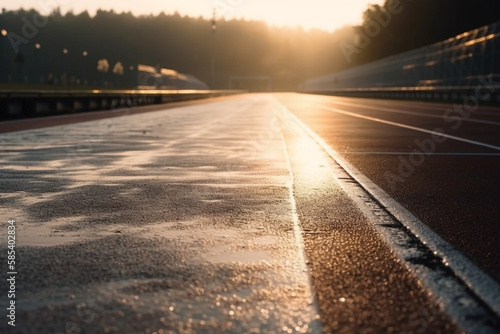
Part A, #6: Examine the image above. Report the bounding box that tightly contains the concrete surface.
[0,95,321,333]
[0,94,464,333]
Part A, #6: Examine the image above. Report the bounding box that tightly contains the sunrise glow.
[3,0,383,31]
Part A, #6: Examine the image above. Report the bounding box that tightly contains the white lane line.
[342,152,500,156]
[329,100,500,126]
[279,105,500,328]
[320,105,500,151]
[332,96,500,116]
[380,101,500,116]
[279,124,323,333]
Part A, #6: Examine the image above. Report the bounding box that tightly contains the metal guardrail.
[305,85,500,104]
[0,89,245,120]
[303,21,500,105]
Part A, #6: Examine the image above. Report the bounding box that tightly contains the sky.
[3,0,384,32]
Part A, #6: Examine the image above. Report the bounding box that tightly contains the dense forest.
[0,0,499,90]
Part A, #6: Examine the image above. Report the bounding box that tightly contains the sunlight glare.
[1,0,384,32]
[232,0,384,31]
[293,134,331,189]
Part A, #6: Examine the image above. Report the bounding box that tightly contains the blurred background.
[0,0,499,91]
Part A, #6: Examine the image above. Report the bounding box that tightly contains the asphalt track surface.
[0,93,498,333]
[276,93,500,285]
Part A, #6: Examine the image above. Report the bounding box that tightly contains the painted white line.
[320,106,500,151]
[333,96,500,116]
[381,101,500,116]
[279,125,323,333]
[276,102,500,331]
[342,152,500,156]
[329,100,500,126]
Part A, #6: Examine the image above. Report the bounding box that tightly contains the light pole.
[35,43,42,83]
[62,48,68,85]
[0,29,7,82]
[82,51,88,85]
[211,8,216,89]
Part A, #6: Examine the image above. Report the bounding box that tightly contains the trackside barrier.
[0,89,246,120]
[303,21,500,105]
[306,85,500,105]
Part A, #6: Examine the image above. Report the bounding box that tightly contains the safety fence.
[0,89,244,120]
[303,21,500,103]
